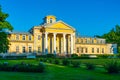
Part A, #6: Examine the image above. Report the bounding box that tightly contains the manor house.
[6,15,117,55]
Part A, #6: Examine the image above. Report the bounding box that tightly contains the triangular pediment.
[45,21,75,31]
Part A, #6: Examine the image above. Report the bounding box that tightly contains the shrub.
[62,59,70,66]
[48,58,52,63]
[0,62,45,73]
[46,54,55,58]
[86,63,95,70]
[104,60,120,73]
[71,60,80,68]
[54,59,60,64]
[37,62,45,72]
[43,58,47,62]
[97,54,113,59]
[71,54,78,58]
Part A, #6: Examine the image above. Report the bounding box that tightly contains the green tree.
[0,32,9,53]
[99,25,120,53]
[0,6,13,30]
[0,6,13,53]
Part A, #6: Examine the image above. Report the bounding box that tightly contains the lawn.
[0,59,120,80]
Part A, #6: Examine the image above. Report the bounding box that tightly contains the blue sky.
[1,0,120,36]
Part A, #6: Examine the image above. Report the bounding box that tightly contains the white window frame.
[22,35,26,40]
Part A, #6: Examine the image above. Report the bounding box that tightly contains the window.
[38,35,40,40]
[77,39,79,43]
[22,35,26,40]
[92,39,94,43]
[85,48,88,53]
[16,46,19,53]
[81,39,83,43]
[81,47,83,53]
[92,48,94,53]
[77,47,79,53]
[38,47,40,53]
[102,48,104,53]
[29,46,32,53]
[50,18,53,23]
[97,48,99,53]
[29,35,32,40]
[85,39,87,43]
[16,35,19,40]
[22,46,26,53]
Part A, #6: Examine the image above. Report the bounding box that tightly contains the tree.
[0,6,13,53]
[0,32,9,53]
[99,25,120,53]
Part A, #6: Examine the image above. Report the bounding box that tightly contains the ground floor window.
[29,46,32,53]
[22,46,26,53]
[77,47,79,53]
[102,48,104,53]
[81,47,83,53]
[97,48,99,53]
[85,48,88,53]
[38,47,40,53]
[16,46,19,53]
[92,48,94,53]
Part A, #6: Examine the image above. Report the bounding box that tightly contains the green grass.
[0,59,120,80]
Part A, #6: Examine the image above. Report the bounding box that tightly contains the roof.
[43,20,76,31]
[10,31,32,35]
[76,35,105,40]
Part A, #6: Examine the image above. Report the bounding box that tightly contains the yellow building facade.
[7,15,116,55]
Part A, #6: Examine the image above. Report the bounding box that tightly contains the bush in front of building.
[46,54,55,58]
[71,60,80,68]
[71,54,79,59]
[104,60,120,74]
[97,54,114,59]
[54,59,60,64]
[0,62,45,73]
[85,63,95,70]
[62,59,70,66]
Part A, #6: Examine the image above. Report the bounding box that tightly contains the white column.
[54,33,57,55]
[45,32,48,54]
[63,33,66,54]
[71,34,73,54]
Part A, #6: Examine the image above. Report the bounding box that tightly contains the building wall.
[8,33,34,53]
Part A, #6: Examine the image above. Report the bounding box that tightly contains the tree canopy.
[0,6,13,53]
[0,6,13,30]
[98,25,120,53]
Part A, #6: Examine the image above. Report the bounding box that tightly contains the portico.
[43,32,74,55]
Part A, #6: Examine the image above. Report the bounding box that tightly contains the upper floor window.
[16,34,19,40]
[22,35,26,40]
[77,39,79,43]
[92,39,94,43]
[81,39,83,43]
[38,35,40,40]
[29,35,32,41]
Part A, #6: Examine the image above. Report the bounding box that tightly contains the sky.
[0,0,120,36]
